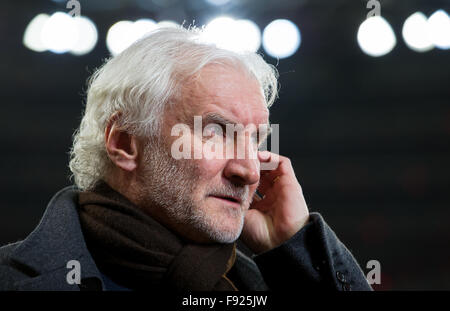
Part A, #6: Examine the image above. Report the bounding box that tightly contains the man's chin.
[171,199,245,244]
[203,214,244,244]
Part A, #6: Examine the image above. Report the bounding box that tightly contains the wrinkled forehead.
[175,63,269,125]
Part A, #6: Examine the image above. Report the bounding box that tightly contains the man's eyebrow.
[202,112,271,143]
[202,112,237,126]
[202,112,270,128]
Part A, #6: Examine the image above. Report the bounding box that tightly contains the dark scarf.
[77,182,238,291]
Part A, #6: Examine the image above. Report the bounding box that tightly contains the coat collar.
[9,186,104,290]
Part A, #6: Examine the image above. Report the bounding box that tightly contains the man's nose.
[223,158,260,186]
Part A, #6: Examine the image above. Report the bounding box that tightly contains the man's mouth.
[209,194,242,207]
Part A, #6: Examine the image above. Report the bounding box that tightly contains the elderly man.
[0,27,372,291]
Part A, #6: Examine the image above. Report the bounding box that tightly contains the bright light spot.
[200,17,261,53]
[157,20,179,29]
[24,12,98,55]
[402,12,434,52]
[70,16,98,55]
[133,19,157,39]
[427,10,450,50]
[205,0,231,6]
[262,19,301,59]
[23,13,50,52]
[234,19,261,52]
[106,21,134,56]
[106,19,157,56]
[41,12,79,54]
[201,17,237,50]
[357,16,396,57]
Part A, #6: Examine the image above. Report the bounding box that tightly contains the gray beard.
[136,137,247,244]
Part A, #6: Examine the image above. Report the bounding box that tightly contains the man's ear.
[104,113,139,172]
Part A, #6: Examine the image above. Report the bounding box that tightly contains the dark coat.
[0,186,372,291]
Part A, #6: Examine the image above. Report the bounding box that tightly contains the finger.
[257,154,296,195]
[259,150,282,172]
[256,152,281,194]
[264,153,296,178]
[258,150,271,162]
[258,151,278,176]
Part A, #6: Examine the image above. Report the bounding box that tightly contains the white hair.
[69,26,279,190]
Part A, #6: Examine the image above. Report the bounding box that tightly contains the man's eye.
[204,124,224,137]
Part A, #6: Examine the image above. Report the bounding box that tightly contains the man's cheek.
[196,158,226,177]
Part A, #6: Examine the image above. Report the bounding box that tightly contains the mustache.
[207,183,249,203]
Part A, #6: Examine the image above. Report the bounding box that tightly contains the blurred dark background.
[1,0,449,290]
